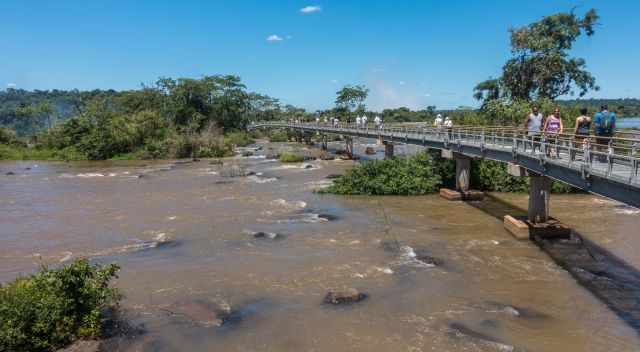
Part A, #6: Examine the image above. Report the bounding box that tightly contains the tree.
[335,85,369,123]
[476,8,599,103]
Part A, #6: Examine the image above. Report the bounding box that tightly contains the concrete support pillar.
[383,141,394,159]
[528,173,551,223]
[303,132,313,145]
[345,137,354,159]
[321,134,328,151]
[455,154,471,192]
[378,135,384,145]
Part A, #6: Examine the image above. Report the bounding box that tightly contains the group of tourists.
[524,104,617,158]
[433,114,453,129]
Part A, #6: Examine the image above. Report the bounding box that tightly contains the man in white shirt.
[444,116,453,128]
[362,114,368,127]
[355,115,362,128]
[374,115,381,128]
[434,114,444,128]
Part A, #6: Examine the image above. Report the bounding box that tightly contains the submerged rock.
[415,255,443,267]
[483,301,549,320]
[365,147,376,155]
[163,300,231,328]
[252,231,285,240]
[317,213,339,221]
[5,171,15,176]
[220,165,254,178]
[302,163,314,169]
[241,151,254,157]
[447,321,516,351]
[324,288,367,305]
[380,240,401,254]
[325,174,342,179]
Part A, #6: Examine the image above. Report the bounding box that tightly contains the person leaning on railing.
[524,106,544,152]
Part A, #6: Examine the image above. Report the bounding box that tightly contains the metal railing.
[250,121,640,187]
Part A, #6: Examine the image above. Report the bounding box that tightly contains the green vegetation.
[0,259,120,352]
[322,152,442,195]
[322,153,577,196]
[268,129,290,142]
[471,159,576,193]
[279,152,305,163]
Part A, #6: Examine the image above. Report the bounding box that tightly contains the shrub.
[0,259,121,352]
[322,152,442,195]
[471,159,578,193]
[224,131,254,148]
[268,130,289,142]
[279,152,305,163]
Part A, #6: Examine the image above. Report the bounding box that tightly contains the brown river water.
[1,139,640,351]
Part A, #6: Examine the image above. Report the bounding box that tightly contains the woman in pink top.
[543,106,564,157]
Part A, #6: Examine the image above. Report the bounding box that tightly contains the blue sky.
[1,1,639,111]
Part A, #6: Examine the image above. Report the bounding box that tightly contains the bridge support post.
[345,137,354,159]
[378,135,384,145]
[303,132,313,145]
[321,134,328,151]
[439,152,484,201]
[383,141,394,159]
[503,163,571,240]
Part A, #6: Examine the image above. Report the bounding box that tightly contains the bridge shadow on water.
[468,194,640,336]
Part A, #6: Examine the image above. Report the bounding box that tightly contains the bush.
[471,159,578,193]
[279,152,305,163]
[224,131,254,148]
[322,152,442,195]
[0,259,121,352]
[268,130,289,142]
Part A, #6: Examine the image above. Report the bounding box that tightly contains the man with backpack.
[593,105,616,161]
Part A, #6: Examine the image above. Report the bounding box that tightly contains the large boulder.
[324,288,367,305]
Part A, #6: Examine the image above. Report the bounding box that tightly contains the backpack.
[598,111,614,134]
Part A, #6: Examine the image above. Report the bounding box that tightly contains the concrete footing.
[439,188,485,201]
[503,215,571,241]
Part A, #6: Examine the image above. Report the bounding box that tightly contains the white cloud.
[7,83,16,88]
[300,5,321,14]
[399,81,406,86]
[266,34,284,42]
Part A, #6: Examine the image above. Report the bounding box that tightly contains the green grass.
[0,144,87,161]
[279,152,305,163]
[0,259,121,352]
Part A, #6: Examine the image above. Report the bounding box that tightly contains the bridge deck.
[250,122,640,209]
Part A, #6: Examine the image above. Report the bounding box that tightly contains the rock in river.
[252,231,285,240]
[365,146,376,155]
[324,288,367,305]
[325,174,342,179]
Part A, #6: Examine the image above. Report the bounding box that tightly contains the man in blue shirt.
[593,105,616,160]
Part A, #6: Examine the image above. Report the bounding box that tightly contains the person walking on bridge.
[356,115,362,129]
[571,107,591,161]
[434,114,443,128]
[374,115,381,129]
[543,106,563,158]
[593,105,616,161]
[362,114,368,128]
[524,106,544,152]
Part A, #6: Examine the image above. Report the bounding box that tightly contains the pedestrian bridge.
[249,121,640,210]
